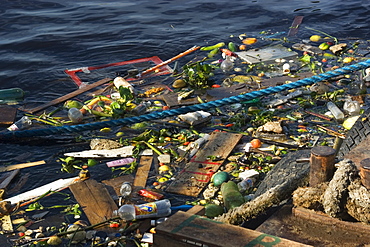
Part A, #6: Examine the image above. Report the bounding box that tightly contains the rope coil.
[2,60,370,140]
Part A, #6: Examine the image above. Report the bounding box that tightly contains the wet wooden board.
[0,107,17,125]
[69,179,118,226]
[133,156,153,189]
[21,77,112,114]
[166,132,242,197]
[288,16,304,36]
[293,207,370,236]
[256,204,370,246]
[343,134,370,169]
[153,211,311,247]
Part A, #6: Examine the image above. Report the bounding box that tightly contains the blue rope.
[2,59,370,140]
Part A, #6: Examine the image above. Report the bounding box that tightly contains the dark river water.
[1,0,370,191]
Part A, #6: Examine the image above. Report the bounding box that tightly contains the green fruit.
[86,159,98,167]
[212,171,230,187]
[228,42,237,52]
[200,42,225,51]
[205,204,224,218]
[207,48,219,58]
[319,42,330,50]
[131,122,149,129]
[64,100,84,109]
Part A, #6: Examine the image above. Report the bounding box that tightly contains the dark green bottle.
[0,88,24,103]
[221,181,245,211]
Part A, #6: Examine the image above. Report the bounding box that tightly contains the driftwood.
[321,159,358,218]
[215,178,306,225]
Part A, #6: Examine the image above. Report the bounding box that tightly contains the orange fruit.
[250,139,262,148]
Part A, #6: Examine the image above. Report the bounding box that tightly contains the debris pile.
[293,159,370,224]
[1,24,370,246]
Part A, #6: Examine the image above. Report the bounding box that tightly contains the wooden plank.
[0,107,17,125]
[186,205,205,216]
[133,156,153,188]
[21,77,112,114]
[153,211,311,247]
[0,169,20,190]
[0,169,20,199]
[293,207,370,236]
[288,16,304,37]
[69,179,118,226]
[0,160,46,173]
[166,132,242,197]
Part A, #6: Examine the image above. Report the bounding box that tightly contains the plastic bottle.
[348,80,367,95]
[113,199,171,221]
[118,182,132,206]
[7,116,32,131]
[113,77,134,93]
[132,101,151,115]
[220,56,234,73]
[237,177,256,192]
[68,108,83,123]
[327,101,344,121]
[221,181,245,211]
[119,182,132,198]
[189,134,211,158]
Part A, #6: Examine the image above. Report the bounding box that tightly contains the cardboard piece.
[236,44,298,64]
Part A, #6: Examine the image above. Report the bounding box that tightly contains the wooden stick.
[21,77,112,114]
[141,46,200,76]
[305,110,332,121]
[0,160,46,173]
[316,125,346,138]
[0,169,20,189]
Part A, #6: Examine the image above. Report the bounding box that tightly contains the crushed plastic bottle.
[132,101,151,115]
[220,56,234,73]
[343,99,360,116]
[7,116,32,131]
[68,108,83,123]
[237,177,255,192]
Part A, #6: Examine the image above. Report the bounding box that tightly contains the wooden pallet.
[153,210,311,247]
[166,132,242,197]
